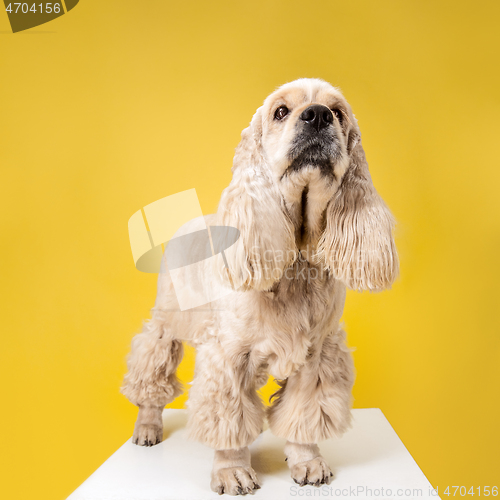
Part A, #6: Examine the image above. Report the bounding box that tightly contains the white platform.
[67,409,439,499]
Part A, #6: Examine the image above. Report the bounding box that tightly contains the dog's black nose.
[299,104,333,132]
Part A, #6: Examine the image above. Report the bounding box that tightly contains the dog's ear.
[317,123,399,291]
[215,107,297,291]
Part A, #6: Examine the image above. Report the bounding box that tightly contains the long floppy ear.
[215,108,297,291]
[317,125,399,291]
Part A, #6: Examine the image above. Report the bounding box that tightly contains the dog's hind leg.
[121,317,184,446]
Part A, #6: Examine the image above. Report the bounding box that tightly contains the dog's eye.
[274,105,289,120]
[332,108,343,124]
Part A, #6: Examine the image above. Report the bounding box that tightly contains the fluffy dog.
[121,78,398,495]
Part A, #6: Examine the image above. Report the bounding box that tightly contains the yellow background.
[1,1,499,498]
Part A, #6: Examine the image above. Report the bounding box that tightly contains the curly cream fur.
[217,110,297,291]
[317,132,399,291]
[121,78,398,494]
[121,318,184,408]
[267,328,355,443]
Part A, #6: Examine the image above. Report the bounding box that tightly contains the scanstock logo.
[128,189,241,311]
[3,1,79,33]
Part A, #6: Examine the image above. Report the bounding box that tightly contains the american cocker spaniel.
[121,78,399,495]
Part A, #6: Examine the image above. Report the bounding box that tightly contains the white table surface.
[67,408,439,499]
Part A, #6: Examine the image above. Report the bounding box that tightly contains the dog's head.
[217,78,398,292]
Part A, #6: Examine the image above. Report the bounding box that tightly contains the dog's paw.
[132,423,163,447]
[290,457,333,487]
[211,466,261,495]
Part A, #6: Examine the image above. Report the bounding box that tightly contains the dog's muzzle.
[285,105,341,177]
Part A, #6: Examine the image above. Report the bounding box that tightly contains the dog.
[121,78,398,495]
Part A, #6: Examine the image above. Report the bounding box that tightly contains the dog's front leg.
[267,329,354,486]
[211,447,261,495]
[284,442,333,486]
[187,340,264,495]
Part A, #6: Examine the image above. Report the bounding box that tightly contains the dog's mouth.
[284,133,341,179]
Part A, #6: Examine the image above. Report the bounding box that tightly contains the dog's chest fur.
[269,256,336,327]
[243,256,345,380]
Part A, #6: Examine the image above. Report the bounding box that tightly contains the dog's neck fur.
[280,166,337,257]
